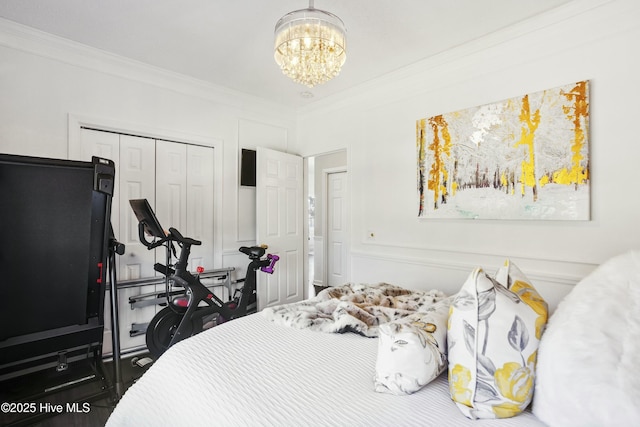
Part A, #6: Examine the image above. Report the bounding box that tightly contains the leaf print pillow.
[447,261,548,419]
[374,297,451,395]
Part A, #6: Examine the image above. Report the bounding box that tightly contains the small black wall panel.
[240,148,256,187]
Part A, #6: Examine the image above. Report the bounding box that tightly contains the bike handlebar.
[138,223,201,251]
[169,227,201,246]
[138,222,165,249]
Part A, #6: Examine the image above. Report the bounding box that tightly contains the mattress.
[106,313,546,427]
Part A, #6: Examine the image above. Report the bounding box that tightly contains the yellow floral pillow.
[447,260,548,419]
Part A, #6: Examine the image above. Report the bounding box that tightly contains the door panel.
[327,171,349,286]
[156,141,214,272]
[80,129,120,235]
[285,249,300,298]
[117,137,159,351]
[256,147,304,310]
[81,129,158,352]
[186,145,214,270]
[119,135,156,280]
[156,140,187,234]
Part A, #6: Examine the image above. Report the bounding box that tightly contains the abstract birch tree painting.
[416,81,589,220]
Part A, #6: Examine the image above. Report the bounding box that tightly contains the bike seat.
[239,246,266,259]
[169,227,201,246]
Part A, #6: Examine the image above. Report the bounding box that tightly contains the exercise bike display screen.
[130,199,165,238]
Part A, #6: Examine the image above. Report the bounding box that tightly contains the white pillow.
[533,251,640,426]
[374,298,450,395]
[448,261,548,419]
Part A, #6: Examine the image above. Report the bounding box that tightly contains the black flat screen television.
[0,154,115,377]
[240,148,256,187]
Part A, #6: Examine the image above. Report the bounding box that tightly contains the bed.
[106,252,640,427]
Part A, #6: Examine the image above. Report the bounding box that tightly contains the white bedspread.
[106,313,546,427]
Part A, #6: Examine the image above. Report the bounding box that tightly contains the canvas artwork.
[416,81,589,220]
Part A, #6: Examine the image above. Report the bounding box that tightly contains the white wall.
[295,0,640,311]
[1,0,639,314]
[0,19,296,275]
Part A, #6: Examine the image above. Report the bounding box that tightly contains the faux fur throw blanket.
[262,283,448,337]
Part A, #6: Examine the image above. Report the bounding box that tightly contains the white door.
[80,129,158,352]
[115,136,158,351]
[256,147,304,310]
[155,141,215,272]
[185,145,214,271]
[80,129,120,238]
[155,140,187,236]
[327,171,349,286]
[80,129,157,279]
[118,135,157,280]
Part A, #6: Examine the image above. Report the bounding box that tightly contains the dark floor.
[0,353,150,427]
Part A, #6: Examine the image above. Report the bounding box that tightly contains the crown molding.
[299,0,615,115]
[0,17,295,115]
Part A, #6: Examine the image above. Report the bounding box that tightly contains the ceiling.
[0,0,573,108]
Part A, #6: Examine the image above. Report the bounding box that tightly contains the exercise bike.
[130,199,279,358]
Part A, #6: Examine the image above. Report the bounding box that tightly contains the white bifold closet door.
[79,128,214,353]
[155,141,214,272]
[118,135,158,279]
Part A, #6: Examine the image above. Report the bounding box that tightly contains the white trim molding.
[350,249,597,313]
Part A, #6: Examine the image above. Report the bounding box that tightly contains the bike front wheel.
[146,306,192,358]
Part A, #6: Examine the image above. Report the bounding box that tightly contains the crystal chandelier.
[274,0,347,88]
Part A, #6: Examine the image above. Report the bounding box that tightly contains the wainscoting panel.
[350,250,598,313]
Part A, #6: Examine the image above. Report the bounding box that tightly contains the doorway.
[306,150,348,297]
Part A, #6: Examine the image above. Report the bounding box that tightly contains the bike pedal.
[132,356,154,368]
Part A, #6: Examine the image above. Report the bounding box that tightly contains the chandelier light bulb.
[274,1,347,88]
